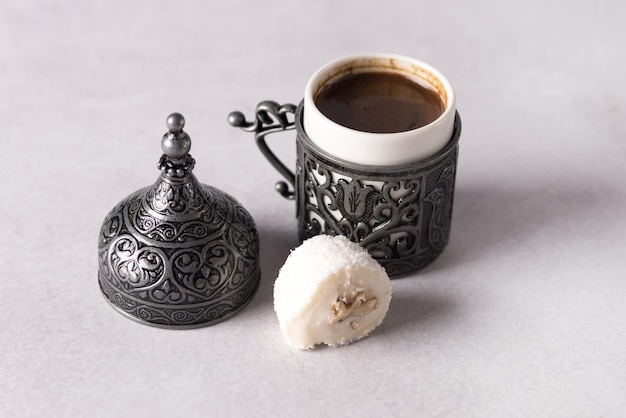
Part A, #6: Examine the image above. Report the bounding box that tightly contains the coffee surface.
[315,71,444,133]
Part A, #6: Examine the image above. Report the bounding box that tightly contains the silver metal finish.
[228,102,297,199]
[98,113,260,328]
[230,101,461,278]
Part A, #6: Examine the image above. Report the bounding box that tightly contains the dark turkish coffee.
[314,71,444,133]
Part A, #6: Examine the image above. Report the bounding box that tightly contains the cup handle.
[228,101,298,200]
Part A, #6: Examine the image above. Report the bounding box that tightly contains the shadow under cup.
[229,102,461,278]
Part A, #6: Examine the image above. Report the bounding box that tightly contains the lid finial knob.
[162,112,191,160]
[98,112,260,328]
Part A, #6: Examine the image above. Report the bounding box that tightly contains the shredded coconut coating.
[273,235,392,350]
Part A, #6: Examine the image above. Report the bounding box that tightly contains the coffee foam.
[313,57,448,108]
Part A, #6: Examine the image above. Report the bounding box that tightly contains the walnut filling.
[330,286,379,324]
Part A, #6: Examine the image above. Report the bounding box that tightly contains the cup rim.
[304,52,456,140]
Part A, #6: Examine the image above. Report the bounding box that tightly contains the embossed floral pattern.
[98,172,260,327]
[296,133,459,278]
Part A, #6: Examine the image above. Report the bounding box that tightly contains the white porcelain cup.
[303,53,456,166]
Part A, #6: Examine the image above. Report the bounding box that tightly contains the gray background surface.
[2,0,625,417]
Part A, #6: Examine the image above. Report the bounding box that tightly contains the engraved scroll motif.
[129,177,228,244]
[300,151,422,270]
[298,143,458,277]
[98,177,260,327]
[425,163,456,251]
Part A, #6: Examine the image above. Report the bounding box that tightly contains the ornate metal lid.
[98,113,260,329]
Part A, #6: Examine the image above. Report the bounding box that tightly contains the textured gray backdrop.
[2,0,625,417]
